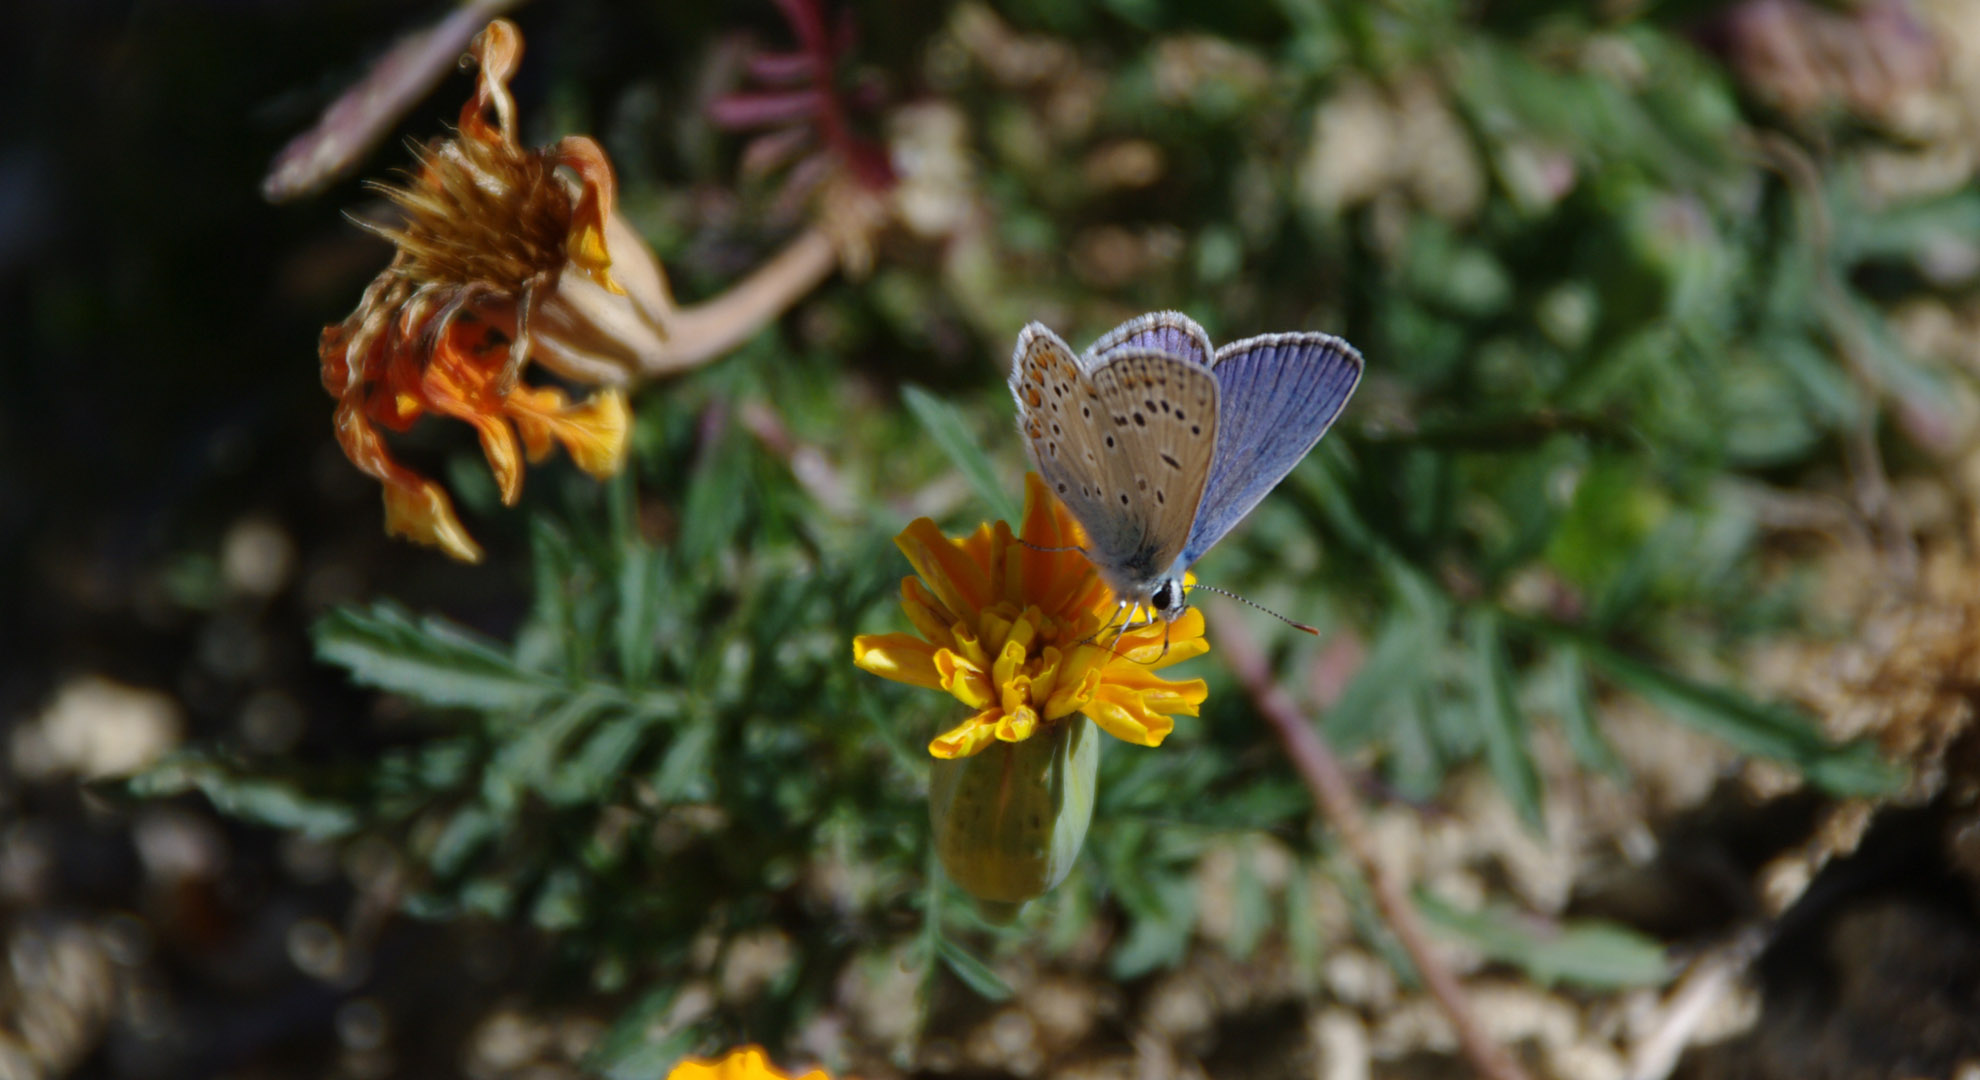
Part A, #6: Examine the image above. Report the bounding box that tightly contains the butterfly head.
[1144,576,1189,622]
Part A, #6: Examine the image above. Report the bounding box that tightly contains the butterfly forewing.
[1178,332,1363,567]
[1013,323,1124,545]
[1013,324,1219,594]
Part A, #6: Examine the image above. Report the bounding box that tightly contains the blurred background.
[8,1,1980,1077]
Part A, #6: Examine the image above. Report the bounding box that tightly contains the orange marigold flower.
[854,473,1210,758]
[664,1046,832,1080]
[319,18,673,562]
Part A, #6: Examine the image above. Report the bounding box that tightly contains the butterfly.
[1009,310,1363,628]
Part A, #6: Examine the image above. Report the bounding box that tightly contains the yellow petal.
[994,706,1038,742]
[852,634,942,690]
[1029,644,1064,706]
[934,650,994,709]
[1043,659,1104,721]
[1082,684,1175,747]
[930,711,1002,759]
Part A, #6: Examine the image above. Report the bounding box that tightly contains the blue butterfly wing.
[1081,310,1212,372]
[1178,332,1364,568]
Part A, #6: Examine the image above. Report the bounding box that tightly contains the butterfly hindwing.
[1178,332,1363,567]
[1079,348,1218,589]
[1081,310,1213,372]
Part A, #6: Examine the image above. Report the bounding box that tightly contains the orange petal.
[506,385,630,478]
[896,518,991,620]
[419,325,527,505]
[331,395,483,563]
[930,710,1002,759]
[852,634,942,690]
[663,1045,831,1080]
[381,475,484,564]
[901,578,958,648]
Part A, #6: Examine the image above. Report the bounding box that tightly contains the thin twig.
[1215,606,1532,1080]
[1625,925,1767,1080]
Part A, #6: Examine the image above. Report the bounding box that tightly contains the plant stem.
[1215,606,1532,1080]
[651,226,841,374]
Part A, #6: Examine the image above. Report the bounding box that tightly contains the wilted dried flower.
[319,19,674,562]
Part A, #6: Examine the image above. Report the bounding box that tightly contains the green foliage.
[1415,893,1671,989]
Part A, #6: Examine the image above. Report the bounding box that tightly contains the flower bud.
[929,716,1098,912]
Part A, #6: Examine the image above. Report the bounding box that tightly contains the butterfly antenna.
[1185,584,1321,635]
[1013,537,1086,555]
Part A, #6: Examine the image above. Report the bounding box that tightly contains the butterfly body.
[1010,311,1363,624]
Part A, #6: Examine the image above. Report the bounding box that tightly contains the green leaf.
[1323,610,1436,748]
[678,416,751,568]
[1520,618,1901,795]
[1553,649,1624,777]
[314,602,557,712]
[903,384,1019,522]
[1110,874,1196,980]
[583,986,702,1080]
[1467,612,1546,831]
[1416,892,1671,989]
[130,754,357,839]
[611,474,664,689]
[652,719,718,802]
[936,937,1015,1001]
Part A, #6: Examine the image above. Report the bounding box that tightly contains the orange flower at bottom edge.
[664,1045,834,1080]
[853,473,1210,758]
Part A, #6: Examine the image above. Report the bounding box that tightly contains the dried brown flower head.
[319,19,674,562]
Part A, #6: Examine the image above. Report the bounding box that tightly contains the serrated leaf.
[1416,892,1671,989]
[129,754,358,839]
[903,384,1019,522]
[313,602,556,712]
[1468,612,1546,831]
[936,937,1014,1001]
